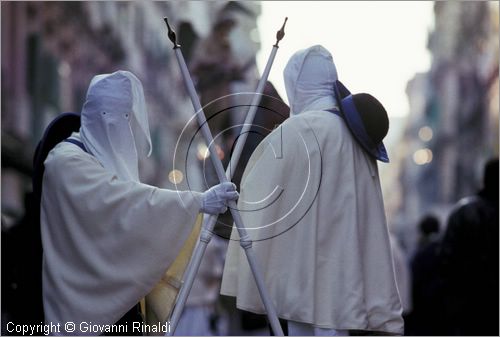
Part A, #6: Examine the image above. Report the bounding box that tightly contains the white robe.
[41,140,201,334]
[220,110,403,334]
[220,44,403,335]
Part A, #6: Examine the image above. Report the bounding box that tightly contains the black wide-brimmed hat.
[334,80,389,163]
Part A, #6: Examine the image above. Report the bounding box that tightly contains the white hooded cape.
[80,71,152,182]
[220,46,403,334]
[41,71,202,334]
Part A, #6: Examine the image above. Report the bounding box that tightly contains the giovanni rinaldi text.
[6,321,171,335]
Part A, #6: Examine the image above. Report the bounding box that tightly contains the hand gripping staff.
[163,17,287,336]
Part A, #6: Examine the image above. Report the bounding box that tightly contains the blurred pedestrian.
[405,215,447,335]
[1,192,43,328]
[440,158,499,336]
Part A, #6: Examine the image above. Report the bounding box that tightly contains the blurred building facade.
[394,1,499,252]
[1,1,262,225]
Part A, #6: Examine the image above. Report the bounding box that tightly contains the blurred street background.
[1,1,498,335]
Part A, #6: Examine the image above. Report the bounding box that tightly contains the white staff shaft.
[173,48,227,182]
[226,45,278,177]
[166,221,211,335]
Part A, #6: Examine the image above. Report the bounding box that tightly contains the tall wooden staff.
[163,17,287,336]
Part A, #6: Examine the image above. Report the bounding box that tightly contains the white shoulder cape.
[221,110,403,334]
[41,141,201,334]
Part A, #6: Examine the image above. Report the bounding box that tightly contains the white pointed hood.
[283,45,339,115]
[80,70,152,182]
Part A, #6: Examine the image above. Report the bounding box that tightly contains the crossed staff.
[163,17,288,336]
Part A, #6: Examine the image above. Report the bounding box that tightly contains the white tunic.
[41,140,201,334]
[220,45,403,334]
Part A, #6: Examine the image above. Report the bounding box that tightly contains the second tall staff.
[163,17,287,336]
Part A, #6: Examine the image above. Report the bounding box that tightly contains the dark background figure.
[416,215,440,247]
[211,81,289,239]
[405,215,447,336]
[229,81,290,192]
[189,4,251,196]
[440,158,499,336]
[1,192,44,334]
[188,80,289,239]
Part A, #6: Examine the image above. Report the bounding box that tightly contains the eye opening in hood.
[80,70,153,181]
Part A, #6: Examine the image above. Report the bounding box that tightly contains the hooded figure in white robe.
[41,70,237,335]
[220,45,404,335]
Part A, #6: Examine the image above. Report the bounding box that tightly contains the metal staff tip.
[274,17,288,47]
[164,17,180,48]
